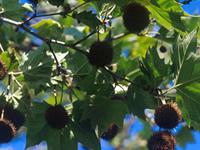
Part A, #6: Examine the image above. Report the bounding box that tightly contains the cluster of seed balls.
[87,2,150,68]
[147,103,182,150]
[86,2,149,141]
[45,104,119,141]
[0,105,25,143]
[0,61,25,143]
[0,2,170,148]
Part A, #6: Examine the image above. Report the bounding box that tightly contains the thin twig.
[72,30,96,46]
[103,67,134,84]
[21,12,62,25]
[47,43,61,75]
[53,85,58,105]
[21,2,88,25]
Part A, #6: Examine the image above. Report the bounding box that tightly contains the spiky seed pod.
[0,119,16,143]
[88,41,113,67]
[45,105,69,129]
[123,3,150,34]
[0,105,25,130]
[159,46,167,53]
[154,103,182,129]
[147,131,176,150]
[101,124,119,141]
[0,60,7,80]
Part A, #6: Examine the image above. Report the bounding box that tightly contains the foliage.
[0,0,200,149]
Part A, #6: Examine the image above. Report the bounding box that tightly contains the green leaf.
[43,127,77,150]
[0,52,11,68]
[26,102,77,150]
[171,29,200,129]
[181,16,200,33]
[26,103,49,147]
[127,82,156,119]
[68,52,92,75]
[73,11,101,29]
[0,51,19,71]
[173,29,198,83]
[81,99,128,132]
[31,19,63,39]
[144,45,172,80]
[116,57,140,79]
[70,121,101,150]
[177,83,200,129]
[146,3,185,33]
[151,0,183,12]
[1,0,30,20]
[71,100,100,149]
[21,49,54,91]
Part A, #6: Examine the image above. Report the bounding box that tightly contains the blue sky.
[182,0,200,14]
[1,0,200,150]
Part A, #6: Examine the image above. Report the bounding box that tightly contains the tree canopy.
[0,0,200,150]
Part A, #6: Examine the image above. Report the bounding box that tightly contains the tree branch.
[21,2,88,25]
[0,17,88,56]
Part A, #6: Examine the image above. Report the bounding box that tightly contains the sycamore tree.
[0,0,200,150]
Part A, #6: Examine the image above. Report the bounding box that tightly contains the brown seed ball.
[0,105,25,130]
[154,103,182,129]
[101,124,119,141]
[88,41,113,67]
[0,119,16,143]
[45,105,69,129]
[0,60,7,80]
[123,3,150,34]
[148,131,176,150]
